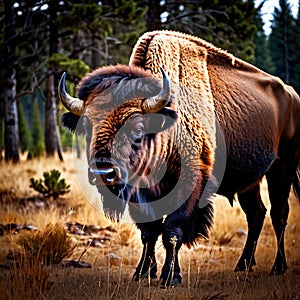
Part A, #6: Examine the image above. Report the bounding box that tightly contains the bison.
[59,31,300,286]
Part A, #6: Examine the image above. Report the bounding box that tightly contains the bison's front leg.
[133,222,161,281]
[160,225,183,287]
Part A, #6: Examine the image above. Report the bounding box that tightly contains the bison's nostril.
[89,165,122,185]
[104,167,122,183]
[105,171,116,183]
[89,167,114,176]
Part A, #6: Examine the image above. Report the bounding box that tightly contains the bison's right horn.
[58,72,84,116]
[142,67,171,113]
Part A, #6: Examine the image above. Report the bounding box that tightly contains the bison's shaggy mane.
[130,30,236,68]
[77,64,162,106]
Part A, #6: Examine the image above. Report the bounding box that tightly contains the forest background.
[1,0,300,162]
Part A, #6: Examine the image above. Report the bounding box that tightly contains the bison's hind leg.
[235,184,267,272]
[266,156,298,275]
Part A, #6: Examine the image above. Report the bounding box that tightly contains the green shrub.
[30,169,70,200]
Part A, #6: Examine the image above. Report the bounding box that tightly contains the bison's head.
[59,65,178,221]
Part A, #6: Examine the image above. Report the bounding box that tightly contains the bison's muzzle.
[89,160,124,187]
[89,160,129,221]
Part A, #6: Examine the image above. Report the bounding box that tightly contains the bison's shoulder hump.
[129,30,236,68]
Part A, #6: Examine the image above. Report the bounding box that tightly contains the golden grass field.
[0,152,299,299]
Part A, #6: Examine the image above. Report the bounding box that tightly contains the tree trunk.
[4,0,19,163]
[91,35,101,69]
[4,70,19,163]
[45,1,63,161]
[146,0,162,31]
[45,73,58,156]
[0,89,4,160]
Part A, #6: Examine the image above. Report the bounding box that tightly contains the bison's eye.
[131,124,144,143]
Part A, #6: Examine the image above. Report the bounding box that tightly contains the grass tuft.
[4,223,75,300]
[17,222,76,265]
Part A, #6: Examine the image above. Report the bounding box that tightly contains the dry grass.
[0,152,300,299]
[17,222,76,265]
[2,223,75,300]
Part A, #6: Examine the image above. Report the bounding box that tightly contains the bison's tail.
[293,167,300,202]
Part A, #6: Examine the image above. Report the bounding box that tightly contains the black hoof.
[160,276,182,288]
[132,273,141,281]
[234,258,256,272]
[234,265,254,272]
[270,265,287,276]
[133,270,157,281]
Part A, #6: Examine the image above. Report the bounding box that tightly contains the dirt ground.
[0,153,299,299]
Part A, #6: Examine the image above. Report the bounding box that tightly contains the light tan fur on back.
[129,30,219,161]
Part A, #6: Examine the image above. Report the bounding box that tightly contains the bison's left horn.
[142,67,171,113]
[58,72,84,116]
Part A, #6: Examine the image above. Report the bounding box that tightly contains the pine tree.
[253,2,274,73]
[268,0,295,84]
[146,0,258,62]
[208,0,258,62]
[18,102,32,153]
[44,0,63,161]
[29,98,45,158]
[290,0,300,93]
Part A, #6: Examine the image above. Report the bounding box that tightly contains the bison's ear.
[147,107,178,132]
[62,112,85,135]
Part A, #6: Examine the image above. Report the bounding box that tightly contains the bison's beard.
[98,184,158,222]
[97,184,129,222]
